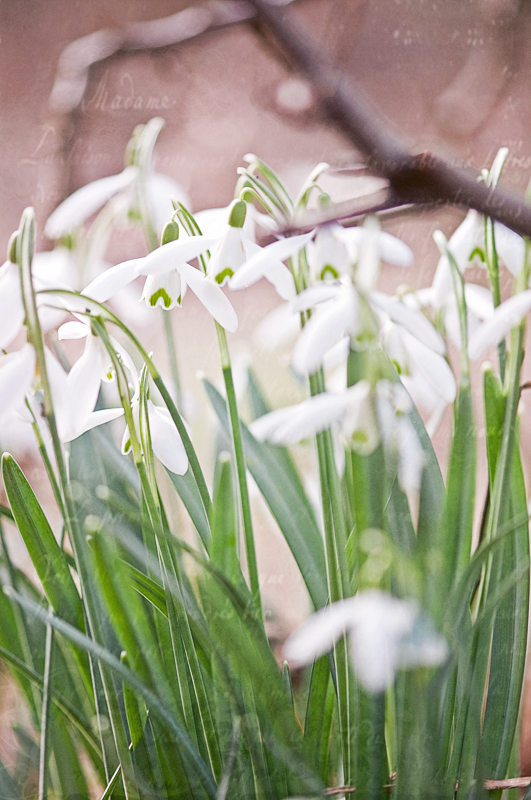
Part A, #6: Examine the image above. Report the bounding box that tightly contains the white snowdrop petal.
[447,210,482,271]
[0,345,35,422]
[263,261,296,300]
[252,304,299,351]
[290,283,340,313]
[379,231,414,267]
[347,591,416,692]
[494,222,525,277]
[138,237,218,276]
[44,350,69,436]
[231,231,315,289]
[45,167,137,239]
[250,391,352,445]
[67,336,103,438]
[83,259,145,303]
[69,408,125,441]
[396,417,424,494]
[468,290,531,361]
[58,321,89,340]
[148,403,188,475]
[283,598,358,666]
[292,284,359,375]
[178,263,238,333]
[401,329,456,404]
[0,262,25,350]
[463,284,494,321]
[371,291,445,354]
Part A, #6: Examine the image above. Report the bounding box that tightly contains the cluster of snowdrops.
[0,119,530,798]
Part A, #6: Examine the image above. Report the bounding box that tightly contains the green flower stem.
[215,322,262,619]
[18,214,139,800]
[26,400,65,521]
[162,310,183,407]
[38,619,54,800]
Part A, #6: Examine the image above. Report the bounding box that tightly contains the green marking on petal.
[149,288,173,308]
[321,265,339,280]
[215,268,234,285]
[470,246,485,263]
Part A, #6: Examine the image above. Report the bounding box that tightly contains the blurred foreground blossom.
[283,589,448,693]
[250,379,424,493]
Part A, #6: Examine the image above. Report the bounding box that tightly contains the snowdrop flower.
[81,234,241,330]
[432,210,526,308]
[307,221,413,283]
[468,289,531,361]
[45,341,123,443]
[120,368,188,476]
[250,380,378,453]
[375,380,425,494]
[283,589,448,693]
[44,165,189,241]
[381,322,456,407]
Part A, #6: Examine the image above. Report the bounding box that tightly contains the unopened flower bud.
[7,231,18,264]
[228,199,247,229]
[161,220,180,246]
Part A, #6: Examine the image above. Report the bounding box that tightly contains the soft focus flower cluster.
[3,135,530,695]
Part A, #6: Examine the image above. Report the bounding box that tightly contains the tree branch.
[249,0,531,237]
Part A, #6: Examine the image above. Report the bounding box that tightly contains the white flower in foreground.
[468,290,531,361]
[283,590,448,693]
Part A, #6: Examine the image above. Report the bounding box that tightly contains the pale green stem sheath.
[17,213,138,800]
[484,216,506,381]
[215,321,262,619]
[38,619,53,800]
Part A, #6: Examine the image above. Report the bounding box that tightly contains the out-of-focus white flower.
[249,380,376,451]
[283,589,448,693]
[432,210,526,309]
[0,345,36,424]
[44,166,189,240]
[0,261,25,350]
[468,289,531,361]
[250,378,424,492]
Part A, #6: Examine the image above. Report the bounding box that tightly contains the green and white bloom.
[283,589,448,693]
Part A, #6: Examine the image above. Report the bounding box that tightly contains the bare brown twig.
[248,0,531,237]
